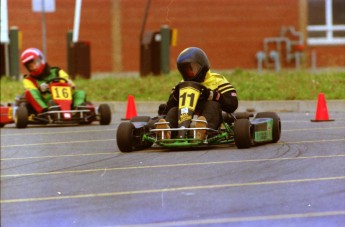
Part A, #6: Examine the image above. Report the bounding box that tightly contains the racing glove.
[67,79,75,89]
[40,82,49,92]
[171,86,179,100]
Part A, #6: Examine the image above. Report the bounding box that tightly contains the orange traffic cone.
[311,93,334,122]
[122,95,137,120]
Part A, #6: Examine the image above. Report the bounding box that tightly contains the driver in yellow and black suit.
[20,48,86,114]
[158,47,238,140]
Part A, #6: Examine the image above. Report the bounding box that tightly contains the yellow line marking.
[1,126,342,137]
[283,126,345,132]
[1,139,116,148]
[0,128,116,137]
[2,154,345,178]
[1,137,345,149]
[0,152,119,161]
[122,211,345,226]
[1,139,345,148]
[279,138,345,144]
[1,175,345,204]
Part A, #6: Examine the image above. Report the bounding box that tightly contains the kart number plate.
[51,86,72,100]
[179,87,200,111]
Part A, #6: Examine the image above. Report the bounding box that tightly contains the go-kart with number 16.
[1,77,111,128]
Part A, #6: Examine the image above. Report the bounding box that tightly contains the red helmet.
[20,48,46,76]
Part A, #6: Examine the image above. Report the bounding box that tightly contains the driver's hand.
[67,79,75,88]
[171,86,179,100]
[40,82,49,92]
[207,89,221,101]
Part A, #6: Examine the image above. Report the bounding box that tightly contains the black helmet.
[176,47,210,82]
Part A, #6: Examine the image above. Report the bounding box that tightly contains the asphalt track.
[1,111,345,227]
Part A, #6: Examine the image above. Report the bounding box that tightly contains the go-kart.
[10,77,112,128]
[116,81,281,152]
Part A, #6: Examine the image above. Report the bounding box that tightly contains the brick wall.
[8,0,112,74]
[121,0,300,71]
[308,46,345,68]
[7,0,345,74]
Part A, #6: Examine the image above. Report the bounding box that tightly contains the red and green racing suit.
[23,66,86,113]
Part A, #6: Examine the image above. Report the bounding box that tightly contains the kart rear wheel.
[234,119,253,149]
[255,112,281,143]
[98,104,111,125]
[116,122,135,152]
[235,112,254,119]
[15,106,29,129]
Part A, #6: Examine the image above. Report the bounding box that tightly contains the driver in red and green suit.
[20,48,86,113]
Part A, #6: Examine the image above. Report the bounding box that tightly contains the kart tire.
[235,112,254,119]
[130,116,151,123]
[98,104,111,125]
[132,117,154,149]
[234,119,253,149]
[135,142,153,150]
[15,106,29,129]
[116,122,135,152]
[255,112,281,143]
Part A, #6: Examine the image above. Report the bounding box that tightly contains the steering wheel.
[174,81,210,100]
[46,77,69,84]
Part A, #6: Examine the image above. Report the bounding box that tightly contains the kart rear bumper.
[0,105,14,125]
[31,109,96,124]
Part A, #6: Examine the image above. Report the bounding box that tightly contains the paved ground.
[1,111,345,226]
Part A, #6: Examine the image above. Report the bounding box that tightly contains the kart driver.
[157,47,238,140]
[20,48,86,113]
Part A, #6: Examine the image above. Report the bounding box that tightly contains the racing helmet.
[176,47,210,82]
[20,48,46,76]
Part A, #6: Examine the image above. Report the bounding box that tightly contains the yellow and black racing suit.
[162,70,238,129]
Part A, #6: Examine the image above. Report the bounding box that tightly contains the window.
[307,0,345,45]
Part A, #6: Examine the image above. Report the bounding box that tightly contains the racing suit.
[23,64,86,113]
[161,70,238,130]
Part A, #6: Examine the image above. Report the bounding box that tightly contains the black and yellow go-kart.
[116,81,281,152]
[13,78,112,128]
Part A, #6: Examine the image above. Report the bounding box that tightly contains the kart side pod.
[251,118,274,142]
[234,112,281,149]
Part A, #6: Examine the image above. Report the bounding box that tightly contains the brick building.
[5,0,345,75]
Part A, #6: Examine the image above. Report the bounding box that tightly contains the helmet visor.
[25,58,43,72]
[24,57,45,76]
[179,62,202,80]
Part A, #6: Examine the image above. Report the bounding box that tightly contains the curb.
[94,100,345,114]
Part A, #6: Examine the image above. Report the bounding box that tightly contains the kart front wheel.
[15,106,29,129]
[116,122,135,152]
[234,119,253,149]
[98,104,111,125]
